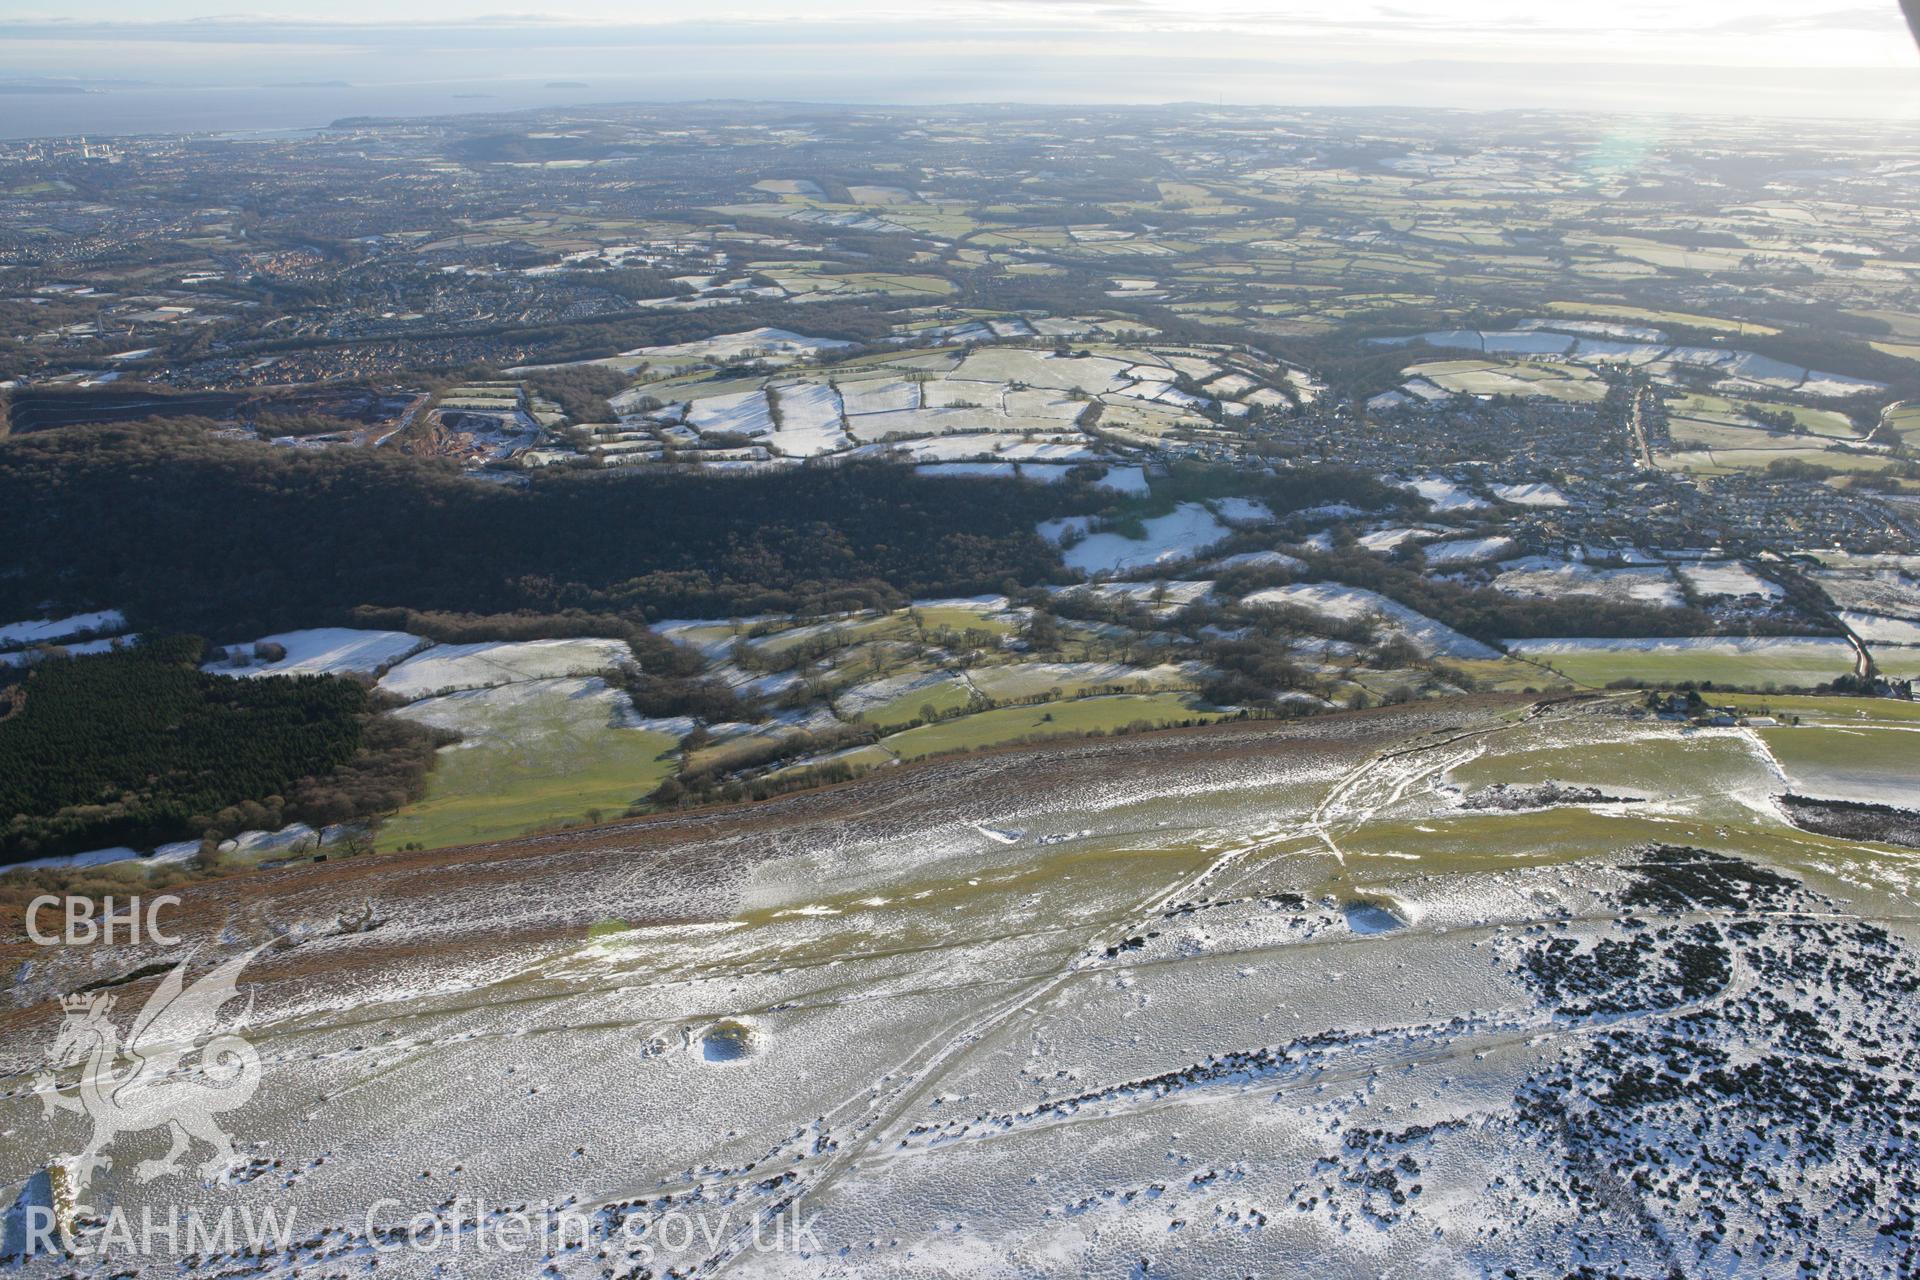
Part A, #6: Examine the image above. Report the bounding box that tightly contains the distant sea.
[4,59,1914,142]
[0,81,680,141]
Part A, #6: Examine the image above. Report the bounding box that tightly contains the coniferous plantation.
[0,637,439,864]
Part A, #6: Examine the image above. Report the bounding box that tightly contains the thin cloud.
[0,1,1911,120]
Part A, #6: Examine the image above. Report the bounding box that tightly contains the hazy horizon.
[2,1,1917,137]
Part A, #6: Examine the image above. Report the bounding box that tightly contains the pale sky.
[7,0,1910,59]
[2,1,1916,121]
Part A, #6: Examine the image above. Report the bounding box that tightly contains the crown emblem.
[59,992,98,1013]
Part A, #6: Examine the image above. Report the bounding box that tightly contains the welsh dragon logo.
[35,948,265,1192]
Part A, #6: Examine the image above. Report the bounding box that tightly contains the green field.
[1871,341,1920,364]
[1513,642,1856,690]
[1544,301,1779,336]
[1407,358,1605,403]
[379,715,679,852]
[912,605,1015,638]
[1345,805,1750,874]
[1873,647,1920,679]
[1668,418,1788,451]
[1757,724,1920,803]
[878,693,1224,761]
[856,677,977,729]
[1670,392,1857,439]
[749,614,908,658]
[1884,404,1920,447]
[1721,693,1920,725]
[683,726,803,775]
[1446,730,1763,800]
[1662,447,1894,477]
[1435,657,1573,693]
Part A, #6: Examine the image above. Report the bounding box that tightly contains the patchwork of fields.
[538,339,1322,474]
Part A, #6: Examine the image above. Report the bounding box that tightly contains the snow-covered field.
[1054,503,1232,576]
[837,376,919,416]
[1055,580,1216,611]
[1814,568,1920,619]
[391,673,636,746]
[627,326,854,365]
[1357,525,1440,552]
[1494,558,1686,609]
[1210,497,1273,525]
[377,638,636,700]
[1841,610,1920,645]
[1509,635,1852,657]
[1506,635,1860,691]
[0,824,335,875]
[950,347,1130,393]
[0,609,126,652]
[1490,481,1569,508]
[210,629,429,679]
[1677,561,1782,600]
[592,340,1305,473]
[1208,548,1307,573]
[765,381,850,456]
[686,388,775,437]
[1,844,145,873]
[845,184,917,204]
[1082,463,1149,493]
[200,631,636,698]
[912,460,1145,492]
[1400,475,1488,512]
[968,659,1191,700]
[0,636,137,667]
[1424,535,1516,565]
[1381,326,1887,399]
[1244,582,1500,658]
[844,405,1015,438]
[834,669,963,719]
